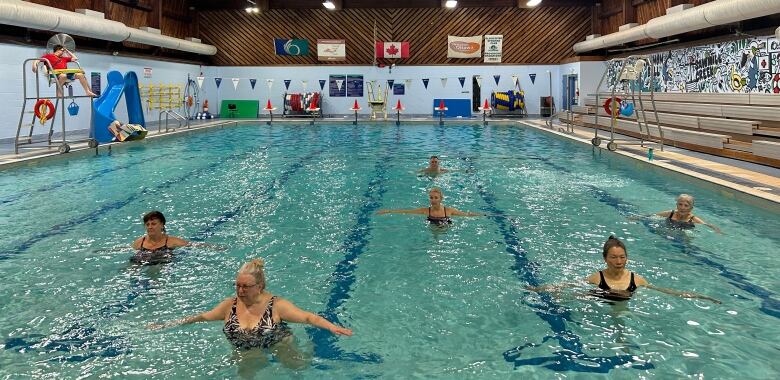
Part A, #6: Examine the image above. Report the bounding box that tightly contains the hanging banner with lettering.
[458,77,465,88]
[317,39,346,61]
[441,77,448,88]
[447,35,482,58]
[511,75,518,88]
[422,78,429,89]
[232,78,240,90]
[475,76,482,88]
[319,79,326,90]
[266,79,274,91]
[196,75,204,89]
[215,77,222,88]
[484,35,503,63]
[387,79,394,88]
[347,74,364,97]
[249,78,257,89]
[493,75,500,85]
[393,83,405,95]
[529,73,537,85]
[284,79,291,90]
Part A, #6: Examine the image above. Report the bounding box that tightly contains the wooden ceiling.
[189,0,595,11]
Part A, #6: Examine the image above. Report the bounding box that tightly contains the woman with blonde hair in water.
[149,258,352,368]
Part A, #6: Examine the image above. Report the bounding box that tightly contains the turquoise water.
[0,123,778,379]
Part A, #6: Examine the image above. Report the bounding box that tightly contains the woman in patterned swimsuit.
[149,258,352,366]
[376,187,483,225]
[130,210,189,264]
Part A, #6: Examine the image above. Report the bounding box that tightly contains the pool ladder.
[158,110,188,133]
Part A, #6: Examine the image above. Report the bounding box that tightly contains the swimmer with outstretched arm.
[376,187,483,225]
[526,236,720,304]
[631,194,721,234]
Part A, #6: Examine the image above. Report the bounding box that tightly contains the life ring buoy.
[34,99,55,125]
[603,97,622,116]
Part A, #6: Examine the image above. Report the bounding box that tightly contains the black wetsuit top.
[667,210,696,230]
[592,271,638,301]
[427,206,452,225]
[131,236,174,264]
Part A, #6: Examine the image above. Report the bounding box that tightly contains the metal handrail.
[157,110,189,133]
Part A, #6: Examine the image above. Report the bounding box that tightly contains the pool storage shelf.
[282,92,322,118]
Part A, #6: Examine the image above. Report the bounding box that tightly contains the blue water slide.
[92,71,145,144]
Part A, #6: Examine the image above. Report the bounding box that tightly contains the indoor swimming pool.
[0,122,778,379]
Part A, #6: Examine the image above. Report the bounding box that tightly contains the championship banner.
[318,39,346,61]
[484,35,503,63]
[274,38,309,56]
[447,35,481,58]
[375,41,410,59]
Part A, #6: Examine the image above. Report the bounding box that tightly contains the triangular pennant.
[302,80,308,91]
[404,79,411,89]
[196,75,204,89]
[336,79,344,91]
[387,79,394,88]
[422,78,429,89]
[511,75,518,88]
[493,75,500,85]
[215,77,222,88]
[232,78,240,90]
[249,78,257,89]
[319,79,326,90]
[476,76,482,88]
[458,77,465,88]
[266,79,274,90]
[284,79,291,90]
[529,73,536,84]
[440,77,447,88]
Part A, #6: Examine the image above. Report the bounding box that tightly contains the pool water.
[0,123,778,379]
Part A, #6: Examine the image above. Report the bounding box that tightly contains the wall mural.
[606,34,780,93]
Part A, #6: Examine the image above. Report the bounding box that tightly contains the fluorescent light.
[245,7,259,13]
[323,1,336,10]
[445,1,457,8]
[245,7,253,12]
[527,0,542,6]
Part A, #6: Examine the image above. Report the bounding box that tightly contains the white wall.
[206,65,564,117]
[0,43,202,140]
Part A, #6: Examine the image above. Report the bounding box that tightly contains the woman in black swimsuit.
[130,211,189,264]
[148,258,351,367]
[653,194,722,233]
[376,187,483,224]
[527,236,720,304]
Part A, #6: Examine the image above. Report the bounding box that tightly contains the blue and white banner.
[215,77,222,88]
[319,79,326,90]
[250,78,257,89]
[318,39,346,61]
[274,38,309,56]
[422,78,429,89]
[458,77,465,88]
[493,75,500,85]
[284,79,291,90]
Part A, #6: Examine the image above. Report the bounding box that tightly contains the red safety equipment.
[351,99,361,110]
[34,99,55,125]
[394,99,403,110]
[265,99,273,110]
[482,99,490,110]
[603,97,622,116]
[308,94,319,110]
[438,99,446,110]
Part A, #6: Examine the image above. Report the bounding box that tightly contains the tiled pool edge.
[518,120,780,207]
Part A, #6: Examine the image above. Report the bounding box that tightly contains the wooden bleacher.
[568,92,780,168]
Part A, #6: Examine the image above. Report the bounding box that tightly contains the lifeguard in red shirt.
[33,44,96,98]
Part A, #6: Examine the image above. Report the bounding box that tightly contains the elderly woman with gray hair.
[148,258,351,367]
[653,194,721,233]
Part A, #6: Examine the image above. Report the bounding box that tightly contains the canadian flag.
[376,41,410,59]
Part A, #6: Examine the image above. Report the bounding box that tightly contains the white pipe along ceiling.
[574,0,780,53]
[0,0,217,55]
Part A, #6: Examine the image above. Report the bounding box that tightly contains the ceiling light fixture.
[323,1,336,10]
[526,0,542,6]
[445,1,458,8]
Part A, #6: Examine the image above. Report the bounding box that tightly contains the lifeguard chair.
[16,34,95,154]
[366,81,388,120]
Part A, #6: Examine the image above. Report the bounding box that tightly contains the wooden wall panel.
[199,6,592,65]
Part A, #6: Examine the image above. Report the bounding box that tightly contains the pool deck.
[2,116,779,205]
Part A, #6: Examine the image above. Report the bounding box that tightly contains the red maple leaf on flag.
[386,44,399,56]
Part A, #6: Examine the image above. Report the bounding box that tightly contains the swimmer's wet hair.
[677,194,695,206]
[602,235,626,258]
[430,155,438,159]
[429,187,443,197]
[143,210,166,225]
[239,258,266,291]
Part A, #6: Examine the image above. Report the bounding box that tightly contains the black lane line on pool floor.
[458,155,653,373]
[0,151,171,207]
[3,148,330,363]
[0,147,264,261]
[304,131,400,366]
[536,156,780,320]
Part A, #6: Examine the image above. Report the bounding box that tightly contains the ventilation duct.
[0,0,216,55]
[574,0,780,53]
